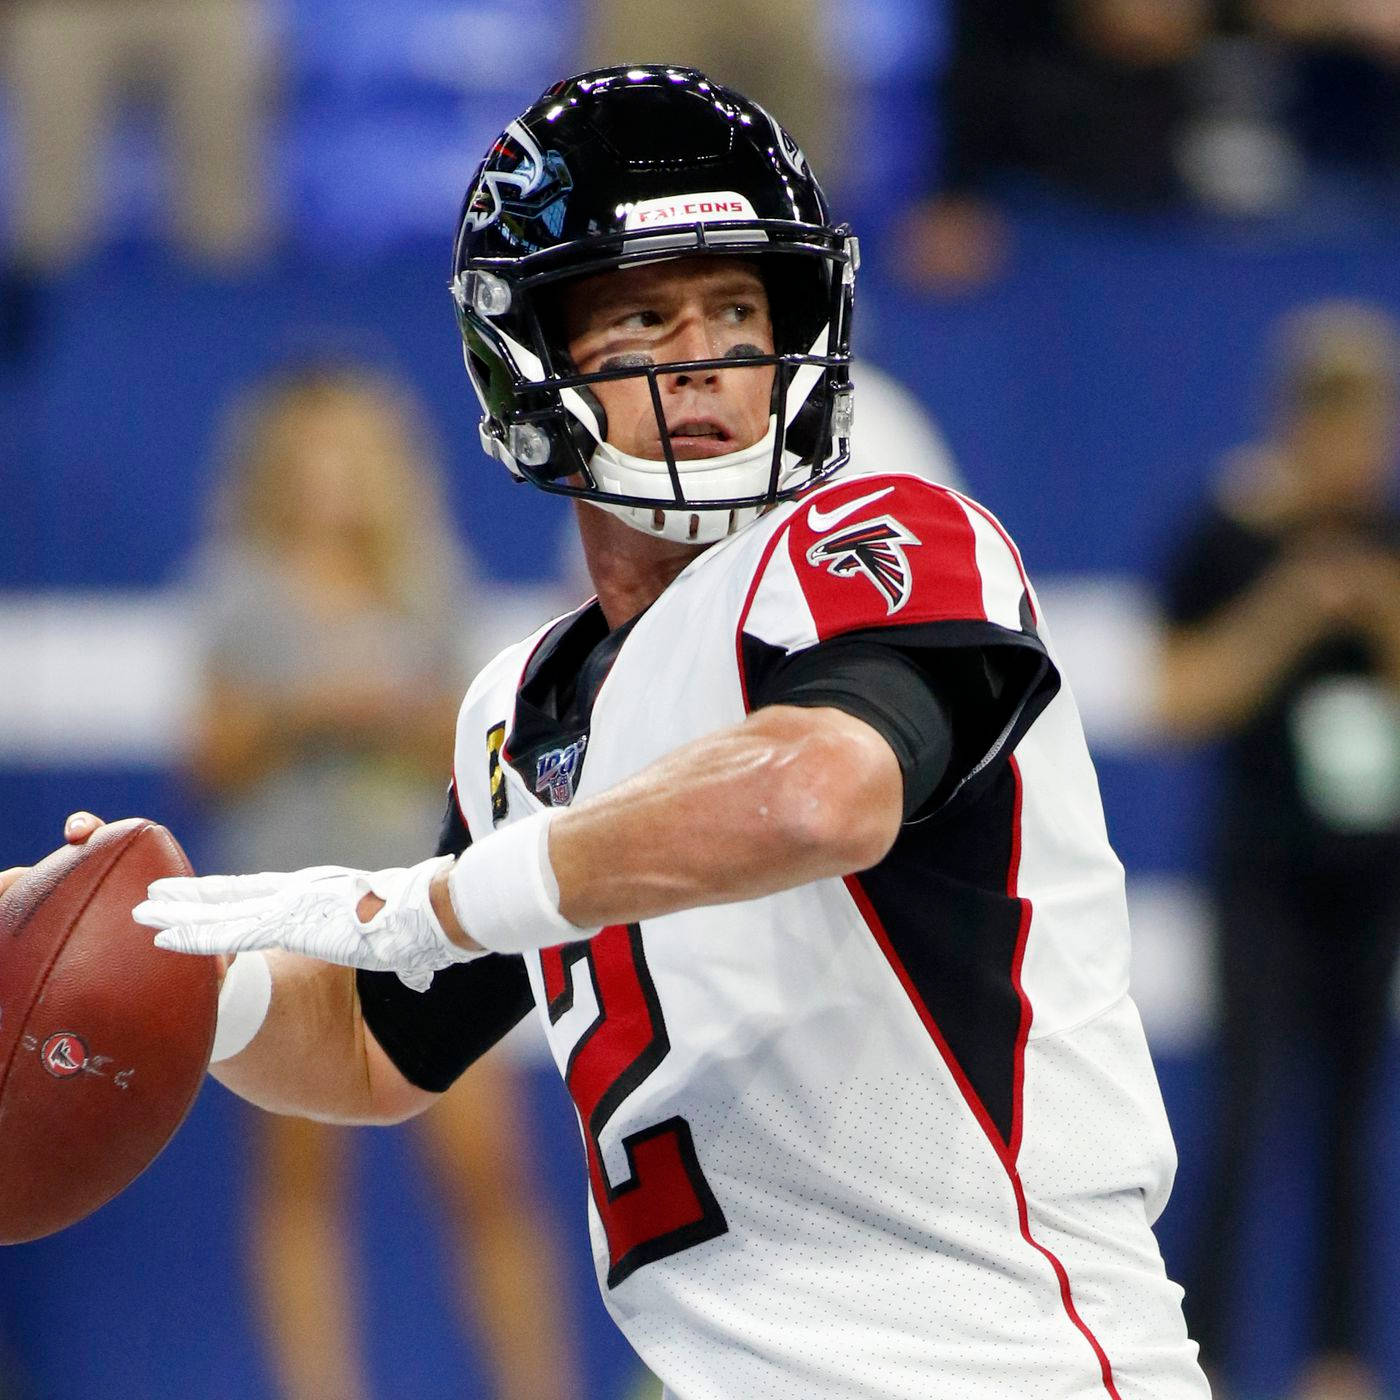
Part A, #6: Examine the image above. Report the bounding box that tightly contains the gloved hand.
[133,854,474,992]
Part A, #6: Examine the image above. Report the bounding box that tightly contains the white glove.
[133,855,476,992]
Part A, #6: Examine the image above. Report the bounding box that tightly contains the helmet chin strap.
[586,419,804,544]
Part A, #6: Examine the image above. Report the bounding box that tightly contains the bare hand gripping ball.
[0,819,218,1244]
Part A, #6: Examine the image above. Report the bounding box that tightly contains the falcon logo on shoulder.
[805,515,923,616]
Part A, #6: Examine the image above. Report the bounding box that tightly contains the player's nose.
[665,312,722,386]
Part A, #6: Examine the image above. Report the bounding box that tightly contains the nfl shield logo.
[535,735,588,806]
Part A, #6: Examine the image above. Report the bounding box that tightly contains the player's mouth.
[665,419,734,459]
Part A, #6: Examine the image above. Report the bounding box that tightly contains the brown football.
[0,818,218,1244]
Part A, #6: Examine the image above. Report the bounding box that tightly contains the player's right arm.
[207,950,435,1124]
[0,813,442,1125]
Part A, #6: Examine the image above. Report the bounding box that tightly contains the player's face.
[561,258,775,461]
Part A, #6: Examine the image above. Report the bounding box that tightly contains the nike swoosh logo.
[806,485,894,532]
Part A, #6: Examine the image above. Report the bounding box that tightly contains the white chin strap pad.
[587,420,806,544]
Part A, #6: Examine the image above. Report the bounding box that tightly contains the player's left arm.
[139,478,1049,972]
[541,701,904,930]
[136,699,917,968]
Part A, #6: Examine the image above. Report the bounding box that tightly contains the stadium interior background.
[2,1,1399,1396]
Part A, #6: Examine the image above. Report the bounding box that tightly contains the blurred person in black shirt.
[1248,0,1400,183]
[902,0,1217,289]
[900,0,1400,292]
[1158,302,1400,1400]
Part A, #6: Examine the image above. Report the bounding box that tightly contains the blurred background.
[3,1,1400,1397]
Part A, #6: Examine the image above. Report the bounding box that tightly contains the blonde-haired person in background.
[190,364,577,1400]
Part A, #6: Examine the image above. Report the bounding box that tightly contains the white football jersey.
[451,472,1208,1399]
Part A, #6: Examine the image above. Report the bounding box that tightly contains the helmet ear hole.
[576,384,607,442]
[785,392,826,459]
[564,383,608,471]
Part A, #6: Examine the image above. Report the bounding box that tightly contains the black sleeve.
[355,783,535,1094]
[752,641,953,819]
[1160,505,1267,629]
[748,629,1058,822]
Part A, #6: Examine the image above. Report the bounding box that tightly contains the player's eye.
[615,308,663,330]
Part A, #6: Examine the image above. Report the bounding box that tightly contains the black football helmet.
[451,65,857,543]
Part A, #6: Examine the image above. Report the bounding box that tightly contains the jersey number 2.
[540,923,728,1287]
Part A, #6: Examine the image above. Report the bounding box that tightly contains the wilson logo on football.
[40,1032,88,1079]
[805,515,923,616]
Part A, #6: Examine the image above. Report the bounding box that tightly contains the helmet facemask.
[455,241,856,543]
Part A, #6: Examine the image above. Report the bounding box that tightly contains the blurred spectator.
[1249,0,1400,56]
[3,0,272,271]
[903,0,1215,291]
[1247,0,1400,184]
[188,365,577,1400]
[900,0,1315,291]
[581,4,840,185]
[1156,302,1400,1400]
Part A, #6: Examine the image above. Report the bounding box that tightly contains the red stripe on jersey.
[1009,1172,1123,1397]
[846,856,1122,1398]
[1007,757,1033,1163]
[788,477,986,640]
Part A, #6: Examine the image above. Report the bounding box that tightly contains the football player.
[19,68,1209,1398]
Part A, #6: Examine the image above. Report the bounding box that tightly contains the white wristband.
[210,950,273,1063]
[446,810,599,955]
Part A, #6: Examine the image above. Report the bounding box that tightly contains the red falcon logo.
[40,1032,88,1079]
[805,515,923,615]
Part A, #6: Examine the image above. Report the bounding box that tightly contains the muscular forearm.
[552,706,900,926]
[212,952,433,1124]
[431,705,904,949]
[137,708,904,994]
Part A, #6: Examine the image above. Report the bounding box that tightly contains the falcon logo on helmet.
[463,120,574,246]
[450,65,857,547]
[805,515,923,616]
